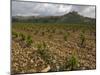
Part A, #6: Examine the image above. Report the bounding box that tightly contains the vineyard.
[11,22,96,74]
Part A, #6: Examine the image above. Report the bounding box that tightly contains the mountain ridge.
[12,11,96,24]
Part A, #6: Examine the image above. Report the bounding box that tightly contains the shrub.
[63,34,68,41]
[46,29,50,33]
[48,34,52,39]
[19,33,26,41]
[37,42,48,55]
[79,33,85,48]
[34,30,38,35]
[58,31,63,34]
[41,32,45,36]
[12,31,18,38]
[51,29,55,33]
[68,55,78,70]
[37,42,52,64]
[66,50,79,70]
[26,35,33,47]
[82,29,85,33]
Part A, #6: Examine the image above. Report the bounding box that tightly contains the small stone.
[56,65,60,71]
[41,65,51,72]
[30,59,34,63]
[52,60,56,63]
[34,64,37,67]
[82,67,86,70]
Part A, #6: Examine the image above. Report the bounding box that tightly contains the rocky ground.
[11,23,96,74]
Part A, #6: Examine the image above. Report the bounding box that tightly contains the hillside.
[12,11,96,24]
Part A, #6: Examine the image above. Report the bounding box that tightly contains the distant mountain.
[58,11,96,24]
[12,11,96,24]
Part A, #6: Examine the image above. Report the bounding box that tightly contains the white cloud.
[12,1,96,18]
[80,6,96,18]
[58,5,72,13]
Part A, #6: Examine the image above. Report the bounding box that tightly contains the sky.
[12,1,96,18]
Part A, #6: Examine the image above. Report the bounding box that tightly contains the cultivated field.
[11,22,96,74]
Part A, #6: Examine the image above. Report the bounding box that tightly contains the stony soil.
[11,23,96,74]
